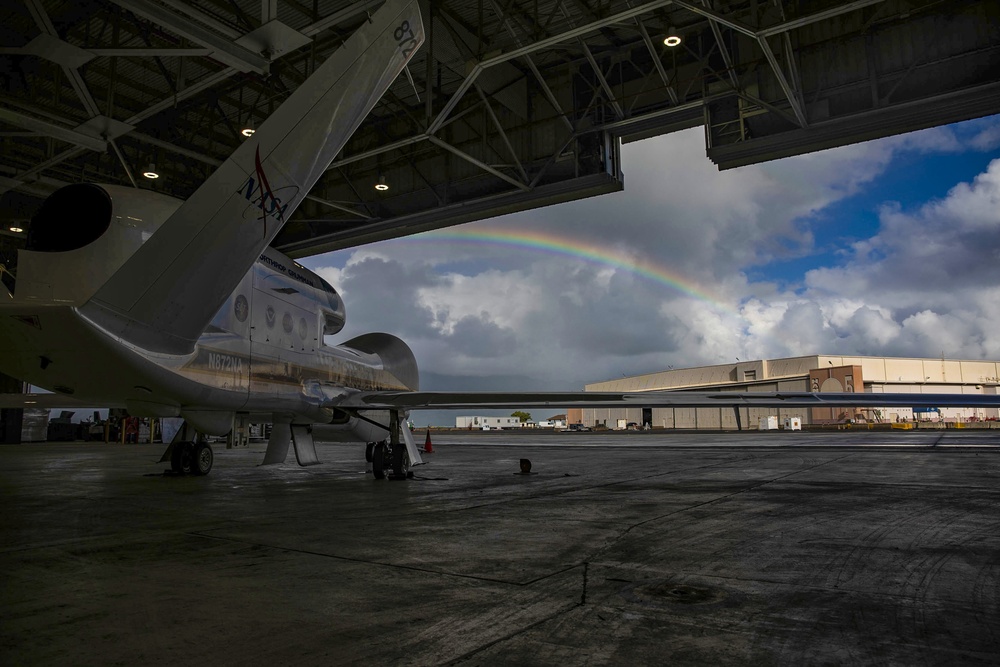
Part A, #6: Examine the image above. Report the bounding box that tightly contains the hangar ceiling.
[1,0,998,262]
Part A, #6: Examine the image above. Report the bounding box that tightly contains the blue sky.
[301,114,1000,424]
[749,146,1000,288]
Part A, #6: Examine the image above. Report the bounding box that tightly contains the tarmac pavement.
[2,431,999,665]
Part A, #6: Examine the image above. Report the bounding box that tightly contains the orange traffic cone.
[424,429,433,453]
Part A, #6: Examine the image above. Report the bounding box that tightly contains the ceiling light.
[663,32,682,47]
[241,125,255,137]
[9,226,23,233]
[142,163,159,179]
[374,174,389,191]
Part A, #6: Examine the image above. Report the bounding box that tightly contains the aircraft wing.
[341,390,1000,410]
[84,0,424,354]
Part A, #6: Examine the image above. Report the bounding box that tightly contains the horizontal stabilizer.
[340,391,1000,410]
[85,0,424,353]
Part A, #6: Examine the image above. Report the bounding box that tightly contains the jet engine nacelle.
[15,184,182,305]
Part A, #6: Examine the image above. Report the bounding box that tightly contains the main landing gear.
[366,439,410,480]
[159,422,214,476]
[169,441,214,476]
[364,409,418,480]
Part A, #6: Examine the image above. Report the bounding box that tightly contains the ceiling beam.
[301,1,383,38]
[427,135,529,191]
[0,108,107,153]
[581,40,624,120]
[428,0,676,134]
[156,0,242,38]
[87,48,214,57]
[758,0,888,38]
[110,0,270,75]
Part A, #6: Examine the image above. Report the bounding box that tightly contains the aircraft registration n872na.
[1,0,998,479]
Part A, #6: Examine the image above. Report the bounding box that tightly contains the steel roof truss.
[427,135,529,191]
[109,138,137,187]
[430,0,676,135]
[524,56,576,134]
[580,39,624,120]
[109,0,270,75]
[304,194,372,220]
[636,17,680,105]
[699,0,739,90]
[476,83,529,183]
[0,109,106,153]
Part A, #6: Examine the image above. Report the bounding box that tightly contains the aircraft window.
[272,287,298,295]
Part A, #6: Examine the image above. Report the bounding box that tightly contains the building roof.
[586,355,1000,392]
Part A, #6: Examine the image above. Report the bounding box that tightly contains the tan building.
[570,355,1000,430]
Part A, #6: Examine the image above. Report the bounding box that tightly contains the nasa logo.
[298,317,307,340]
[234,295,249,322]
[265,305,276,328]
[282,312,293,333]
[235,147,300,232]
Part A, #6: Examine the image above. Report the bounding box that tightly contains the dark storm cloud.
[329,255,441,340]
[537,266,684,357]
[444,314,517,357]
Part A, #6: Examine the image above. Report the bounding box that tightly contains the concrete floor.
[2,431,999,665]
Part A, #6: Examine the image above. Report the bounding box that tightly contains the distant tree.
[511,410,532,423]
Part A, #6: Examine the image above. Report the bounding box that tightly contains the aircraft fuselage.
[0,245,416,436]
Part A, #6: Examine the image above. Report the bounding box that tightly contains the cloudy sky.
[300,115,1000,421]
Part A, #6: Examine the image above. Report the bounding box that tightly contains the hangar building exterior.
[569,355,1000,430]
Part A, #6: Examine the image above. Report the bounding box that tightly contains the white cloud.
[302,118,1000,394]
[416,269,539,333]
[971,124,1000,151]
[759,158,1000,359]
[806,158,1000,295]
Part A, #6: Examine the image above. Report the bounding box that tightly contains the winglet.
[84,0,424,353]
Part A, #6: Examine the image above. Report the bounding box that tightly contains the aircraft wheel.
[190,442,214,476]
[365,442,375,463]
[170,442,193,475]
[371,442,387,479]
[391,443,410,480]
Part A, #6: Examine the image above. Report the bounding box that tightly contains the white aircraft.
[2,0,998,479]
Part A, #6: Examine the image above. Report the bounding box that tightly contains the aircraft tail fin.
[84,0,424,353]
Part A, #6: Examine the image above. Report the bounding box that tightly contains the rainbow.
[398,226,741,317]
